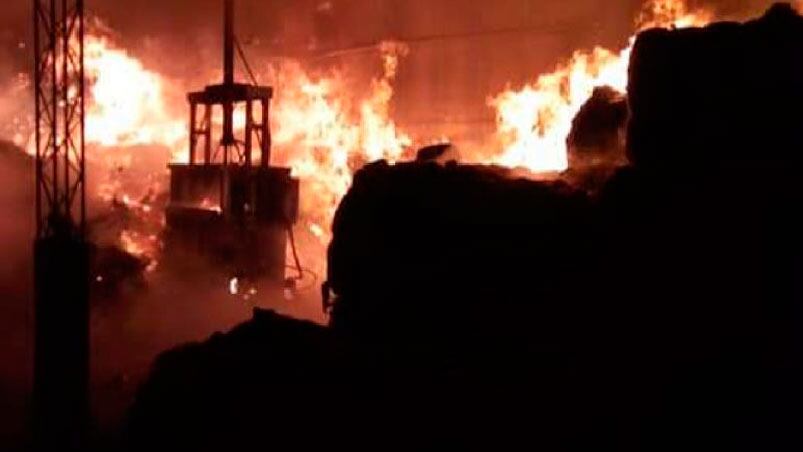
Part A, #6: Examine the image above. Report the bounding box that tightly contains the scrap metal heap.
[166,0,299,281]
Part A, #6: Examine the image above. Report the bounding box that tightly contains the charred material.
[568,86,627,151]
[415,142,458,164]
[565,86,628,193]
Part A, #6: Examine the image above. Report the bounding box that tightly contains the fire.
[0,73,32,149]
[8,0,717,274]
[84,35,185,159]
[269,42,412,242]
[487,0,712,173]
[72,31,412,269]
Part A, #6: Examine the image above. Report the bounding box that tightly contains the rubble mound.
[126,309,338,450]
[328,160,595,345]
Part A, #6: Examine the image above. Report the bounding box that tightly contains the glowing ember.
[487,0,712,173]
[199,197,222,213]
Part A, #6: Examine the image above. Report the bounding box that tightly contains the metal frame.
[187,87,272,167]
[34,0,86,239]
[186,0,272,169]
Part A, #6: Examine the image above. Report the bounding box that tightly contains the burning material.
[64,29,411,271]
[3,0,722,280]
[0,73,32,149]
[269,42,412,243]
[486,0,712,173]
[84,35,185,156]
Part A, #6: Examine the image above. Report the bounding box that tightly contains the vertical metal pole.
[189,102,197,165]
[262,99,271,167]
[224,0,234,86]
[204,105,212,164]
[33,1,89,448]
[78,0,85,234]
[221,0,235,149]
[50,0,58,222]
[245,99,252,167]
[61,0,69,223]
[34,0,42,237]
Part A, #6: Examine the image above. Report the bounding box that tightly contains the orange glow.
[84,35,185,160]
[486,0,712,173]
[26,1,715,270]
[269,42,412,243]
[77,33,411,268]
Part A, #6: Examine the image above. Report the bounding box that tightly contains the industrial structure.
[32,0,90,450]
[166,0,299,282]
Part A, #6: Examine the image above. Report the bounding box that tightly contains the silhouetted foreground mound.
[129,165,602,450]
[328,161,594,344]
[597,4,803,449]
[327,162,603,449]
[628,3,803,170]
[126,310,340,450]
[128,6,803,451]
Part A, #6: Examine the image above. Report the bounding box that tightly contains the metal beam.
[34,0,85,239]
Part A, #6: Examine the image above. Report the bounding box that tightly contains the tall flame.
[84,35,185,157]
[10,0,717,271]
[74,33,412,265]
[487,0,712,172]
[269,42,412,242]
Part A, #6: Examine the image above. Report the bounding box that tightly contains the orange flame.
[269,42,412,242]
[487,0,712,173]
[75,33,412,268]
[84,35,185,159]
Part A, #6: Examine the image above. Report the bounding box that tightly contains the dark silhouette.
[565,85,628,193]
[568,86,627,152]
[416,142,458,164]
[126,5,803,451]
